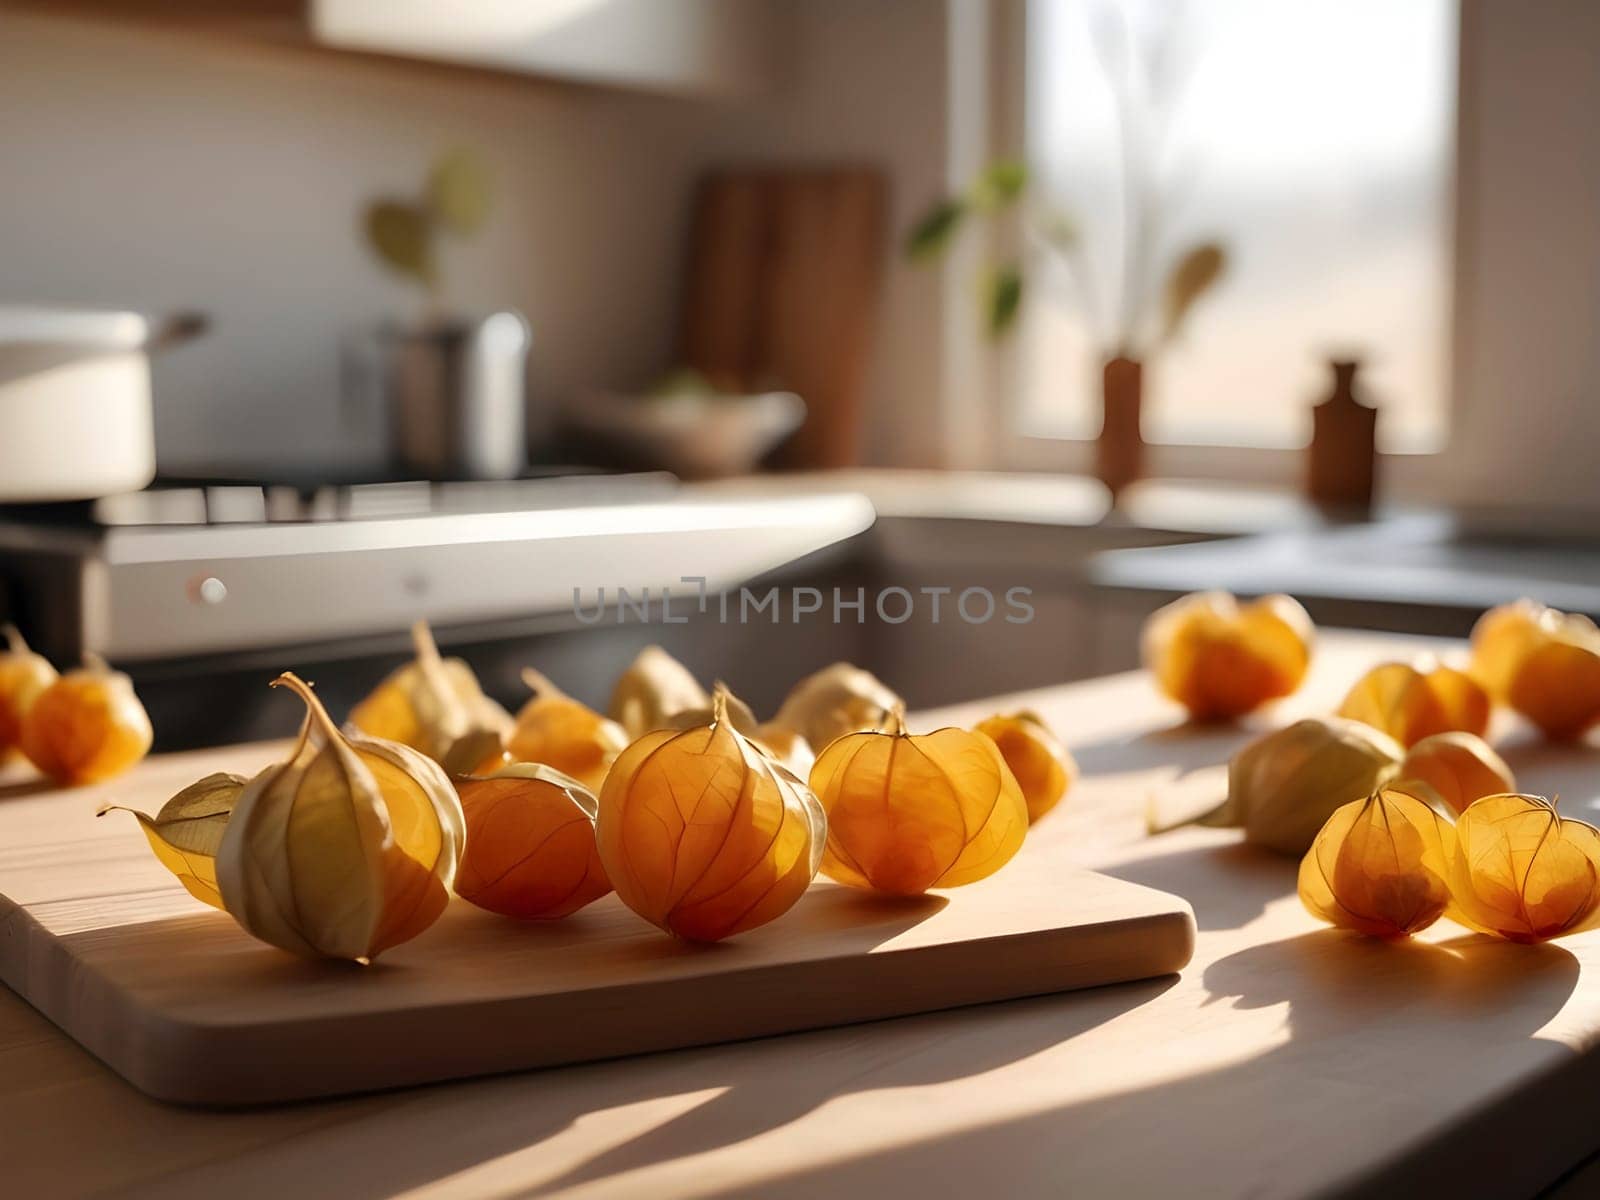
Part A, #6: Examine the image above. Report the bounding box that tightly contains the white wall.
[0,11,781,476]
[0,3,963,479]
[769,0,954,467]
[1431,0,1600,514]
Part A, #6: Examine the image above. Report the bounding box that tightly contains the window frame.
[961,0,1459,487]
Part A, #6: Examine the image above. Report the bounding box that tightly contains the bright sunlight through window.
[1019,0,1455,452]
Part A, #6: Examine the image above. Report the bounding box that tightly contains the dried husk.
[1337,659,1490,748]
[662,688,761,736]
[216,673,465,962]
[772,662,902,751]
[101,772,247,910]
[1470,600,1600,740]
[1470,599,1552,700]
[662,687,815,776]
[1298,786,1455,938]
[1396,731,1515,817]
[596,688,825,942]
[1141,591,1313,721]
[1202,716,1405,855]
[753,722,816,780]
[1446,793,1600,943]
[349,620,512,765]
[507,668,628,792]
[974,710,1075,823]
[20,653,152,785]
[454,762,611,920]
[809,705,1028,895]
[0,624,56,760]
[607,645,710,739]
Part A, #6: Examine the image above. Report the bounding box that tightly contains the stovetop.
[0,468,678,531]
[0,469,876,664]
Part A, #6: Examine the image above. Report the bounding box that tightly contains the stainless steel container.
[349,310,531,481]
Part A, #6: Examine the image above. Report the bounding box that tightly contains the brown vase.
[1306,358,1377,514]
[1097,356,1145,500]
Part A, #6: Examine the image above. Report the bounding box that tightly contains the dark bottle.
[1306,358,1377,514]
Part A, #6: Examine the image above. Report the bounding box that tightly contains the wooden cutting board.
[679,167,886,468]
[0,742,1193,1107]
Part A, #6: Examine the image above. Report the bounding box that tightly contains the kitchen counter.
[695,469,1360,538]
[7,630,1600,1198]
[1091,513,1600,636]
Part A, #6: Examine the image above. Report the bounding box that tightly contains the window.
[1017,0,1455,454]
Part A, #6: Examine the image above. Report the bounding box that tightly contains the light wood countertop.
[6,630,1600,1199]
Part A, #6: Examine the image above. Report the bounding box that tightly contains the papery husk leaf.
[753,722,815,779]
[1510,641,1600,740]
[346,727,464,957]
[664,687,760,737]
[1446,793,1600,942]
[1338,660,1490,747]
[1218,716,1404,855]
[440,727,506,777]
[607,645,710,739]
[101,772,247,910]
[596,690,825,941]
[1469,599,1550,701]
[21,656,153,785]
[809,718,1028,895]
[1142,591,1313,721]
[1474,600,1600,740]
[455,762,609,920]
[350,620,512,764]
[0,624,56,756]
[772,662,902,752]
[975,711,1075,823]
[217,674,463,961]
[1298,787,1454,938]
[1396,731,1515,818]
[508,668,628,792]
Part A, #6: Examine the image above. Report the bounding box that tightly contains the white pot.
[0,307,182,502]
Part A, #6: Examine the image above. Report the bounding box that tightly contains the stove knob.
[188,575,228,605]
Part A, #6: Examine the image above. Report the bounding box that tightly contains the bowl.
[562,389,805,479]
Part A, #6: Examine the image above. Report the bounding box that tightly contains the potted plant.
[357,149,531,482]
[908,10,1228,501]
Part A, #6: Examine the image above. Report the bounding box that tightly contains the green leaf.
[364,201,436,288]
[905,198,967,261]
[1037,206,1079,251]
[970,160,1029,212]
[1162,241,1227,341]
[425,148,494,235]
[985,263,1024,338]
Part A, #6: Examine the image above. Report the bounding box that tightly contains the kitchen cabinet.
[14,0,784,96]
